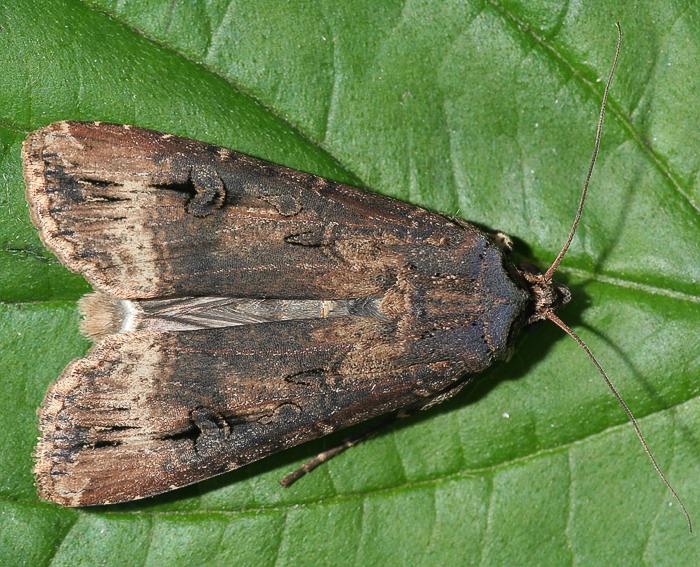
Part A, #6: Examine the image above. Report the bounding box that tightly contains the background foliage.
[1,1,699,565]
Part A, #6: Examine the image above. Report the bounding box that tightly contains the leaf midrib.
[487,0,699,214]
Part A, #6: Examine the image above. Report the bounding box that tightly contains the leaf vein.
[486,0,700,214]
[45,515,79,567]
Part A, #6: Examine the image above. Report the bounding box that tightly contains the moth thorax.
[519,270,571,324]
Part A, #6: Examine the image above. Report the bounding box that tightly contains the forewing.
[35,317,474,506]
[23,121,483,299]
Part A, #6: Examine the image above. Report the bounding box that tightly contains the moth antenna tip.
[546,311,693,533]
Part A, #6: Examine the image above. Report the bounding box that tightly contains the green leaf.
[1,1,699,565]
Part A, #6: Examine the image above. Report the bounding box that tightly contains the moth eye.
[556,284,572,305]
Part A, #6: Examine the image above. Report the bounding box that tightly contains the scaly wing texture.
[23,121,509,300]
[35,316,486,506]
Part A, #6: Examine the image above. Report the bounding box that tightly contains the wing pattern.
[24,122,532,505]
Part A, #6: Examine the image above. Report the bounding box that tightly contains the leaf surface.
[1,1,699,565]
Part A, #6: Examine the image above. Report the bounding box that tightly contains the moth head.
[517,266,571,324]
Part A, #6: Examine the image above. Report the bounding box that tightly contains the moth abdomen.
[79,292,129,340]
[79,292,389,340]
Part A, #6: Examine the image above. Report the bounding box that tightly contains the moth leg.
[411,378,471,413]
[280,415,397,487]
[279,379,471,487]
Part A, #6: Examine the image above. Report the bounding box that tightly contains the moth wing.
[23,121,487,299]
[35,316,479,506]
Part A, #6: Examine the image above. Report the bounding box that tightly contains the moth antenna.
[544,22,622,281]
[546,311,692,533]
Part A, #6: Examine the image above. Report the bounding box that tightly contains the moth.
[23,24,691,529]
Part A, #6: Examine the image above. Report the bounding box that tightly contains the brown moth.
[26,119,536,504]
[23,25,691,529]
